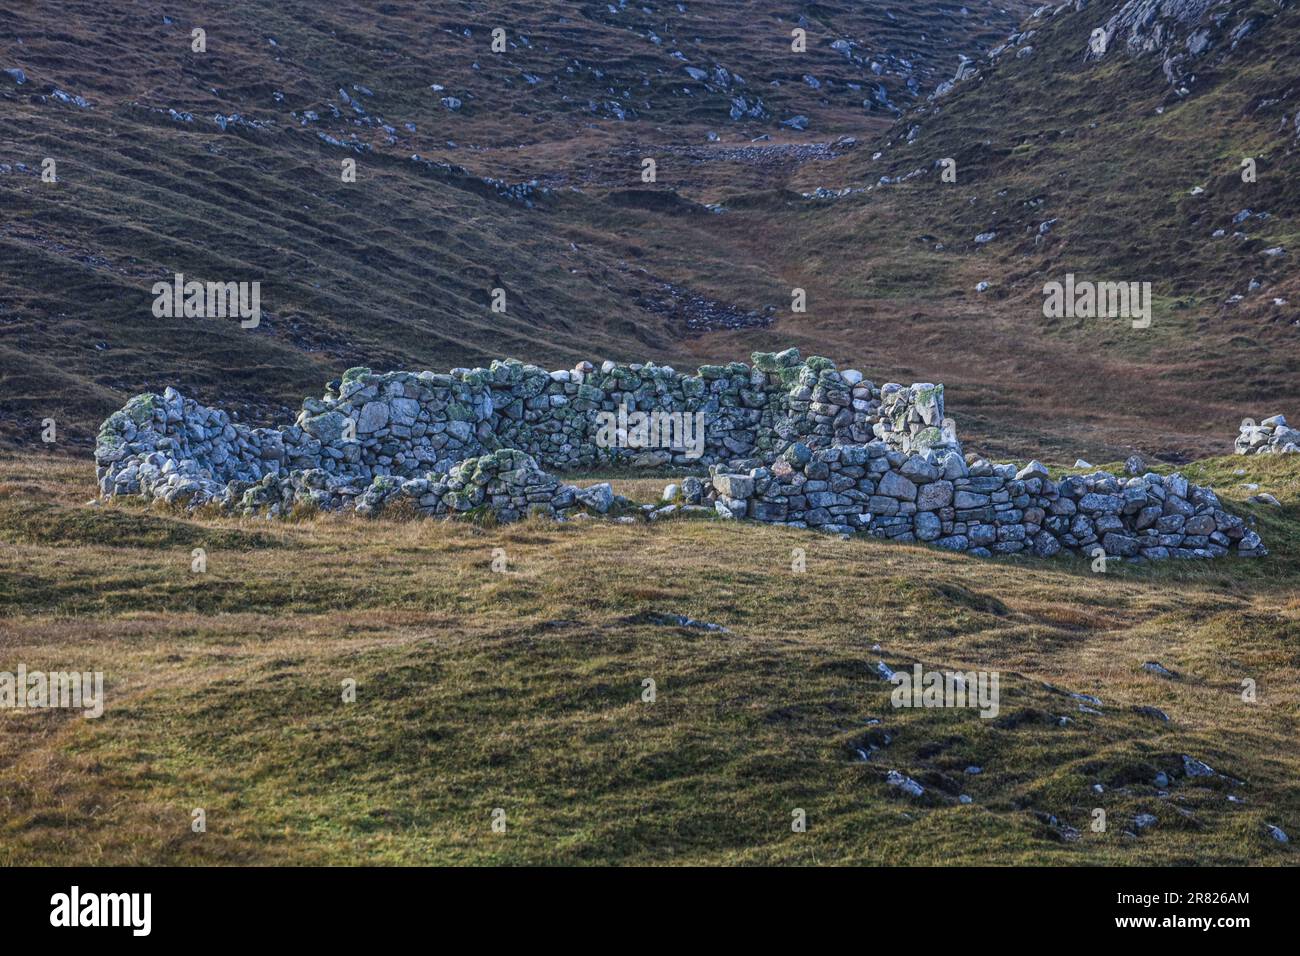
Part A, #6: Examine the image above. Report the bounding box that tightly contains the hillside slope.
[747,0,1300,458]
[0,1,1033,448]
[3,1,1295,462]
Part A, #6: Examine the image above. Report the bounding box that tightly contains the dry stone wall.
[698,445,1266,560]
[94,349,950,505]
[93,349,1264,561]
[1236,415,1299,455]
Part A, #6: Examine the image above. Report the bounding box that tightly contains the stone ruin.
[94,348,947,505]
[1236,415,1299,456]
[94,349,1266,561]
[696,448,1263,560]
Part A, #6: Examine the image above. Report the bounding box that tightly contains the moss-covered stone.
[123,393,158,427]
[774,347,802,368]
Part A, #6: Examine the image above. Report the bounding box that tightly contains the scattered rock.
[1134,706,1170,722]
[1182,755,1216,778]
[885,770,925,798]
[1236,414,1299,455]
[1248,493,1282,507]
[576,483,614,514]
[649,613,729,633]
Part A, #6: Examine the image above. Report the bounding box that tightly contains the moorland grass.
[1,451,1296,865]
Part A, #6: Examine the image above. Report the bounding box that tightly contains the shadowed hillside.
[0,0,1033,449]
[750,0,1300,459]
[2,0,1296,462]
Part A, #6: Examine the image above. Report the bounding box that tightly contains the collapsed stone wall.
[94,349,952,504]
[1236,415,1299,455]
[93,349,1265,561]
[698,444,1266,560]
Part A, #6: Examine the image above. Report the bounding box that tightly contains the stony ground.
[2,450,1297,865]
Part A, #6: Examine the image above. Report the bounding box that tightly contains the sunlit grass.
[1,451,1296,864]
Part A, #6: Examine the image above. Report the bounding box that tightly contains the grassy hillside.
[5,1,1295,463]
[4,0,1298,873]
[0,0,1033,450]
[738,0,1300,458]
[1,451,1297,864]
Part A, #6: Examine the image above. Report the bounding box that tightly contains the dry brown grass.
[1,450,1297,864]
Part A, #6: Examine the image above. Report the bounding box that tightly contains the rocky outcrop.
[1083,0,1281,87]
[700,444,1265,560]
[1236,415,1300,455]
[930,54,981,98]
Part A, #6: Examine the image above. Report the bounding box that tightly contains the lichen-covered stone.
[91,353,1266,558]
[1236,415,1300,455]
[698,447,1264,562]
